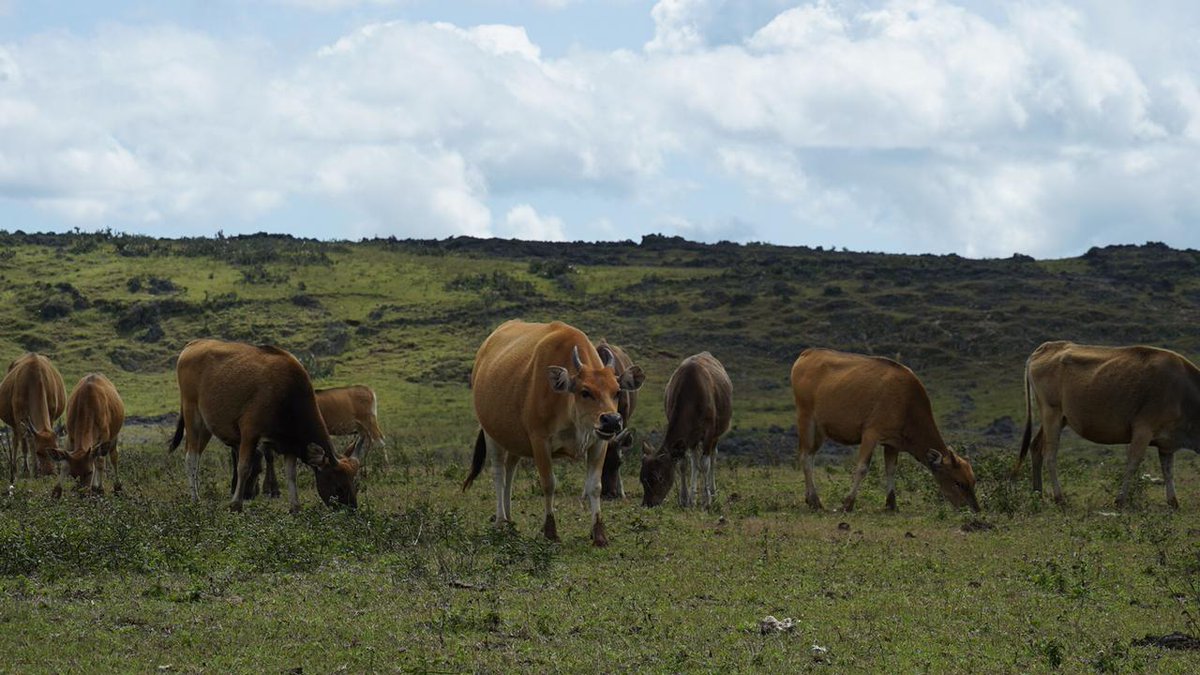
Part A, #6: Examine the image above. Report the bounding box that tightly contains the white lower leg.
[185,450,201,500]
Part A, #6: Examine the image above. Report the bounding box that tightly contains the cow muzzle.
[596,413,623,439]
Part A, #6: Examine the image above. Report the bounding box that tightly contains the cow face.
[311,440,366,509]
[50,444,101,486]
[927,449,980,511]
[547,345,645,442]
[640,441,677,507]
[25,425,61,476]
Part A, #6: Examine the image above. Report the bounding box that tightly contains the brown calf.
[52,373,124,497]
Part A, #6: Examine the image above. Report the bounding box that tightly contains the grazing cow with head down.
[791,348,979,512]
[595,340,640,500]
[1014,341,1200,508]
[0,353,66,484]
[52,373,124,497]
[168,339,365,512]
[640,352,732,508]
[260,384,386,498]
[463,320,645,546]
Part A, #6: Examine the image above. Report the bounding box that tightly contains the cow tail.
[1013,358,1036,477]
[462,429,487,492]
[168,415,185,453]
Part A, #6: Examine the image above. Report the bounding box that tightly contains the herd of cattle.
[3,318,1200,547]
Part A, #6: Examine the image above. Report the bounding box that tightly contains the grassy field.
[2,232,1200,671]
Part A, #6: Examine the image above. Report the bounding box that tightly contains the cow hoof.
[90,486,104,497]
[542,515,560,543]
[592,520,609,548]
[112,483,123,495]
[1168,497,1180,510]
[806,496,823,511]
[229,501,244,513]
[885,493,897,512]
[51,485,62,499]
[289,505,301,515]
[841,498,856,513]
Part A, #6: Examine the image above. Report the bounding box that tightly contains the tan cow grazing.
[0,353,67,484]
[595,340,640,500]
[463,320,645,546]
[260,384,386,498]
[791,348,979,512]
[1014,341,1200,508]
[52,374,124,498]
[167,339,365,512]
[640,352,732,508]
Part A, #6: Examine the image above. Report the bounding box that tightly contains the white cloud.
[0,2,1198,256]
[502,204,567,241]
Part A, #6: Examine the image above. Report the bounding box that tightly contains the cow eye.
[580,389,593,399]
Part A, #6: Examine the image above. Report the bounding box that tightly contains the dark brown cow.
[167,339,364,512]
[259,384,386,499]
[0,353,66,484]
[1014,341,1200,507]
[641,352,732,508]
[595,340,640,500]
[791,348,979,512]
[52,373,124,497]
[463,320,645,546]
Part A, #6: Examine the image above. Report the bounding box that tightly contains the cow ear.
[305,443,331,468]
[641,440,654,457]
[348,436,368,463]
[619,365,646,392]
[547,366,573,393]
[927,449,943,469]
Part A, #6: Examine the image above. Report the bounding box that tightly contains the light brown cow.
[167,339,364,512]
[260,384,386,498]
[595,341,640,500]
[52,373,124,497]
[1014,341,1200,508]
[463,320,645,546]
[791,348,979,512]
[0,353,67,484]
[640,352,732,508]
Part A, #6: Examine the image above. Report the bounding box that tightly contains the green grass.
[3,233,1200,671]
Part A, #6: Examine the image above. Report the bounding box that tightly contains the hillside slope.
[1,231,1196,458]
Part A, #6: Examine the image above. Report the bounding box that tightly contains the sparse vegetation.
[1,232,1199,670]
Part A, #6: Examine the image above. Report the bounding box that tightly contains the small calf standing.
[641,352,732,508]
[52,374,124,497]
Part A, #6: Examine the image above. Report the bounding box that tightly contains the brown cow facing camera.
[791,348,979,513]
[168,339,365,512]
[463,320,645,546]
[51,373,125,498]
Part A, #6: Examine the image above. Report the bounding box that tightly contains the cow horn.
[597,344,615,368]
[571,345,584,372]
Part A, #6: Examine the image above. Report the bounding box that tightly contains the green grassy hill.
[2,231,1197,455]
[4,231,1200,671]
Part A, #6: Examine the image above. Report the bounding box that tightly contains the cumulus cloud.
[0,1,1197,256]
[502,204,567,241]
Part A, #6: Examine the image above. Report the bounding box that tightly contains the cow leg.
[1030,427,1045,494]
[490,437,510,526]
[531,440,559,542]
[842,434,880,512]
[1116,429,1153,509]
[229,437,257,513]
[585,441,608,547]
[90,452,104,495]
[884,445,899,511]
[699,446,714,508]
[798,416,824,510]
[1159,448,1179,509]
[284,454,300,514]
[184,424,212,502]
[18,431,30,478]
[109,444,122,494]
[707,444,718,503]
[52,458,67,498]
[262,445,280,498]
[1041,416,1066,504]
[502,452,519,524]
[676,451,692,508]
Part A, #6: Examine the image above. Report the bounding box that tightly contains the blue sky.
[1,1,1198,257]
